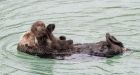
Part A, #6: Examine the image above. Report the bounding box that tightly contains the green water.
[0,0,140,75]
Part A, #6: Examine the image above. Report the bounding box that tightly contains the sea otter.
[17,21,127,59]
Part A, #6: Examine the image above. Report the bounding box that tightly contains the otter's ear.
[46,24,55,33]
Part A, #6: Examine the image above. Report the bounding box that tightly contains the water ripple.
[0,0,140,75]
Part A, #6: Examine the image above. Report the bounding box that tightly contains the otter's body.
[17,33,126,58]
[17,21,127,59]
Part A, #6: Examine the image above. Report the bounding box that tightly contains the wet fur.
[18,21,47,50]
[17,22,74,57]
[45,24,74,51]
[17,21,126,59]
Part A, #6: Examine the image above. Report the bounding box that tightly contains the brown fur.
[18,31,35,47]
[17,21,127,59]
[18,21,47,48]
[18,22,74,52]
[106,33,123,54]
[45,24,74,50]
[31,21,46,37]
[51,38,73,50]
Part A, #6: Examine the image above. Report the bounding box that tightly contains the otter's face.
[31,21,46,37]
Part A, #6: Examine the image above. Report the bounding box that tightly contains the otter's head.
[31,21,46,38]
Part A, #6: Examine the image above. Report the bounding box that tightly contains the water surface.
[0,0,140,75]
